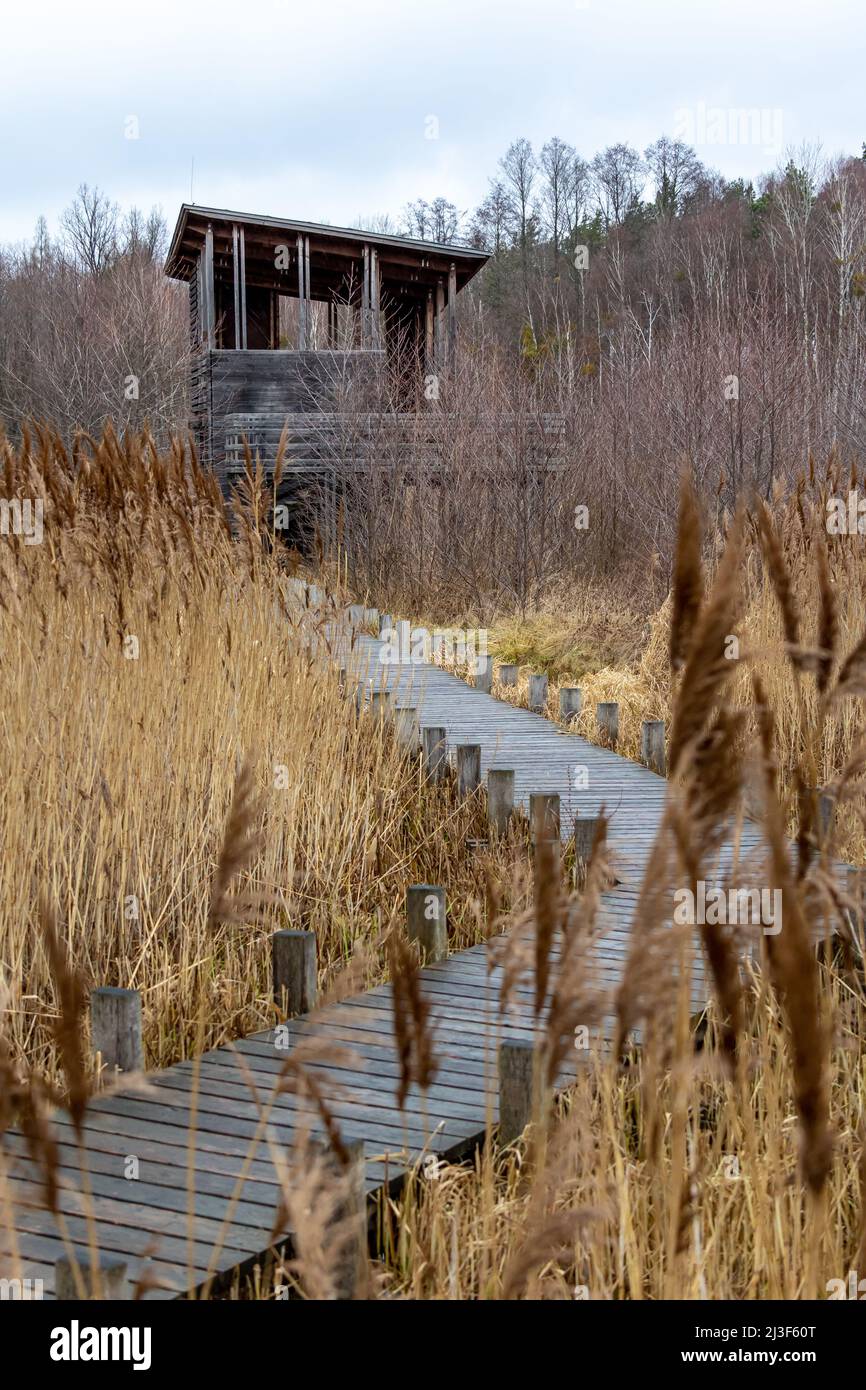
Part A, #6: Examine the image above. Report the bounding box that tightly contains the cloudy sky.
[1,0,863,246]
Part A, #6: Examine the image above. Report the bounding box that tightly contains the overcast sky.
[1,0,863,247]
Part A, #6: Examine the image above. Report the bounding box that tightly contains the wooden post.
[232,224,241,349]
[396,619,411,663]
[195,252,205,346]
[395,706,419,748]
[475,655,493,694]
[304,235,311,345]
[529,793,560,844]
[204,224,215,349]
[308,1135,367,1300]
[573,816,600,885]
[297,233,307,349]
[597,702,619,748]
[641,719,666,775]
[378,612,393,638]
[425,289,435,373]
[272,929,318,1015]
[347,604,365,626]
[488,770,515,835]
[448,261,458,366]
[528,673,548,714]
[362,245,371,348]
[498,1040,534,1144]
[435,280,445,366]
[363,607,379,628]
[559,687,583,723]
[818,789,835,843]
[498,663,518,687]
[421,726,447,782]
[370,690,392,722]
[371,247,381,350]
[239,227,247,348]
[456,745,481,797]
[55,1252,129,1301]
[91,987,143,1075]
[406,884,447,962]
[846,865,864,944]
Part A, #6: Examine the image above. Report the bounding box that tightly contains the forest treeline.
[2,134,865,605]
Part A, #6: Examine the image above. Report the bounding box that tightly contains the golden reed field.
[2,427,866,1299]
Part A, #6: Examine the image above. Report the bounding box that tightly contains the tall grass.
[2,433,865,1302]
[483,467,866,865]
[0,426,517,1086]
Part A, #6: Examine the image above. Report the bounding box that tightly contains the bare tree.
[469,180,512,254]
[539,137,576,255]
[643,136,706,218]
[403,198,461,243]
[591,143,645,228]
[499,138,537,251]
[60,184,119,274]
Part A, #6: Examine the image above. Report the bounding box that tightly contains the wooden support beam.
[56,1253,130,1301]
[204,225,216,348]
[425,289,435,372]
[272,929,318,1015]
[395,706,419,749]
[435,279,445,367]
[232,225,241,349]
[297,233,307,349]
[421,726,447,782]
[816,788,835,844]
[370,690,392,722]
[91,987,143,1075]
[641,719,666,775]
[529,792,560,844]
[371,247,381,350]
[573,816,600,886]
[498,663,518,687]
[475,655,494,694]
[304,235,312,345]
[529,673,548,714]
[559,687,583,723]
[498,1040,534,1144]
[488,769,514,835]
[448,261,457,365]
[361,244,370,348]
[406,884,447,962]
[239,227,247,348]
[456,744,481,797]
[308,1135,367,1299]
[597,702,619,748]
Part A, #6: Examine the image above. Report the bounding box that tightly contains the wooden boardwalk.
[0,619,817,1299]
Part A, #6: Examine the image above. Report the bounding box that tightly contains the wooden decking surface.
[0,622,814,1299]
